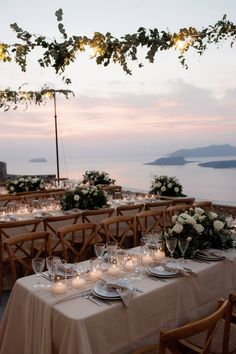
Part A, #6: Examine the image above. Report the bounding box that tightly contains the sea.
[4,154,236,206]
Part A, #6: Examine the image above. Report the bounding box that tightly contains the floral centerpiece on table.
[81,170,116,186]
[164,207,233,258]
[149,175,185,197]
[61,184,108,211]
[6,176,46,194]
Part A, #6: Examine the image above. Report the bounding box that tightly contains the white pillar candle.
[72,277,86,289]
[142,254,153,265]
[107,265,120,276]
[125,261,134,271]
[51,282,67,295]
[89,269,103,281]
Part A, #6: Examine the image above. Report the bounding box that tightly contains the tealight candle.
[89,269,103,281]
[72,276,86,289]
[142,254,153,265]
[51,282,66,295]
[107,265,120,276]
[154,250,165,262]
[125,260,134,272]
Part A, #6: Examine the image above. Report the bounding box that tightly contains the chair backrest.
[170,197,195,206]
[165,204,192,227]
[193,201,213,212]
[43,212,81,253]
[0,194,24,208]
[57,223,98,262]
[145,200,173,212]
[116,203,144,216]
[100,215,136,248]
[136,209,165,238]
[103,185,123,199]
[3,231,52,286]
[82,208,115,242]
[159,298,230,354]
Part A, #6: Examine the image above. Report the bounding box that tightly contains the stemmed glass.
[165,238,177,259]
[178,239,189,263]
[32,258,45,288]
[94,242,106,259]
[46,256,60,282]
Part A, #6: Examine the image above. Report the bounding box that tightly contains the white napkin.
[101,280,134,307]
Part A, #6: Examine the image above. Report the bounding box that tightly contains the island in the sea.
[144,156,190,166]
[29,158,47,163]
[144,144,236,168]
[199,160,236,169]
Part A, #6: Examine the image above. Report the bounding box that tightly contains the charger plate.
[93,279,133,299]
[147,265,181,278]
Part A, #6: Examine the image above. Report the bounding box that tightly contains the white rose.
[19,178,24,182]
[161,186,166,192]
[14,180,18,185]
[172,223,183,234]
[174,187,179,192]
[74,194,80,201]
[156,182,162,188]
[187,236,192,242]
[104,175,109,181]
[209,212,217,220]
[172,215,177,223]
[167,183,172,188]
[213,220,224,231]
[10,186,15,191]
[194,207,205,215]
[39,184,44,189]
[194,224,204,233]
[82,189,88,194]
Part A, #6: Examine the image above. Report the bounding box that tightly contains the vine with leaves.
[0,9,236,83]
[0,86,74,111]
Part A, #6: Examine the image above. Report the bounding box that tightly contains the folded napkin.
[163,264,198,279]
[100,279,134,307]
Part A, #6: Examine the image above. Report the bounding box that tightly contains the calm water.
[5,155,236,206]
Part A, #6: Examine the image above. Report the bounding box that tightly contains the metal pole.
[53,92,60,180]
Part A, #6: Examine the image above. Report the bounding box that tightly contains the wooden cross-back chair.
[100,215,137,248]
[81,207,115,242]
[0,218,41,301]
[57,223,98,262]
[42,212,81,256]
[170,197,195,206]
[193,201,213,212]
[3,231,52,287]
[0,194,24,208]
[165,204,193,227]
[145,200,173,212]
[116,203,144,216]
[103,185,123,199]
[135,209,165,242]
[133,295,234,354]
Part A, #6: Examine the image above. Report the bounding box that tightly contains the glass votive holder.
[51,281,67,296]
[141,246,154,265]
[89,257,103,281]
[124,254,135,272]
[107,258,121,276]
[72,266,86,290]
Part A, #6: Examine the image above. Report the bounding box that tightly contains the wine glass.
[46,256,60,282]
[94,242,106,259]
[165,238,177,259]
[178,239,189,263]
[32,258,45,288]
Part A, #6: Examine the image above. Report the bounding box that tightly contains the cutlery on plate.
[83,295,103,306]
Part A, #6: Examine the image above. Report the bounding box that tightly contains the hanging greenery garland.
[0,10,236,82]
[0,86,74,111]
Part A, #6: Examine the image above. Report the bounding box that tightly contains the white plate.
[147,265,181,278]
[91,289,121,301]
[93,279,133,299]
[196,253,225,261]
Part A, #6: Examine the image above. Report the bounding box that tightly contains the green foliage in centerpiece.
[165,207,233,258]
[81,170,116,186]
[150,175,185,197]
[61,184,108,211]
[6,176,45,194]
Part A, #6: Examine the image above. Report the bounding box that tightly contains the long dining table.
[0,249,236,354]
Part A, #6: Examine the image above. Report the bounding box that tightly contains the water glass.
[32,258,45,288]
[106,242,118,261]
[46,256,60,282]
[178,239,189,262]
[94,242,106,259]
[166,238,177,258]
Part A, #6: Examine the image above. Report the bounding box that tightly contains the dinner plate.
[91,289,121,301]
[146,265,181,278]
[93,279,133,299]
[195,252,225,261]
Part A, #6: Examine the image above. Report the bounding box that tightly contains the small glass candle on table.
[89,258,103,281]
[51,282,67,295]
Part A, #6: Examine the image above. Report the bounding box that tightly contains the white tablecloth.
[1,251,236,354]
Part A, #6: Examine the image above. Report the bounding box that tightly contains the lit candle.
[154,250,165,262]
[89,269,103,281]
[72,276,86,289]
[125,260,134,271]
[107,265,120,276]
[51,282,66,295]
[142,254,153,265]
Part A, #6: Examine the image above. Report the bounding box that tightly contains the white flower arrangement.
[81,170,116,186]
[61,184,108,210]
[6,176,46,194]
[149,175,185,197]
[165,208,233,258]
